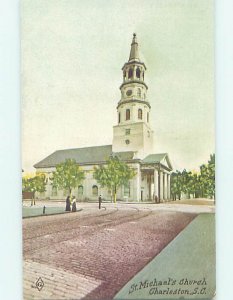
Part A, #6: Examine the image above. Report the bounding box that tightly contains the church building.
[34,34,173,202]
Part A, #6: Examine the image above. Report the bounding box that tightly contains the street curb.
[23,208,83,219]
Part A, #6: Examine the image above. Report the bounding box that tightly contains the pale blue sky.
[22,0,214,172]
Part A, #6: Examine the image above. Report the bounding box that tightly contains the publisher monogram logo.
[35,277,44,291]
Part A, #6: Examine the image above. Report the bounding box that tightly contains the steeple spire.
[129,33,140,62]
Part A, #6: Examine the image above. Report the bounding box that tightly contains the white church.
[34,34,173,202]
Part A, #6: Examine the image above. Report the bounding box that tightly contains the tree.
[170,154,215,201]
[180,169,193,198]
[199,154,215,199]
[171,171,182,200]
[93,156,136,203]
[50,159,85,198]
[22,173,47,206]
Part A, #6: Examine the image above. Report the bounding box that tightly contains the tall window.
[128,68,133,79]
[123,71,126,81]
[126,109,130,120]
[118,112,121,124]
[136,67,141,79]
[124,182,130,197]
[137,88,141,97]
[147,112,149,122]
[138,109,142,120]
[92,185,98,196]
[78,185,83,196]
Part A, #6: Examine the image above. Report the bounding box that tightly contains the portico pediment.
[141,153,172,171]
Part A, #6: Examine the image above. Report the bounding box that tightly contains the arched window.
[138,109,142,120]
[92,185,98,196]
[137,88,141,97]
[123,71,126,81]
[143,72,144,80]
[78,185,83,196]
[118,112,121,124]
[124,182,130,197]
[126,109,130,120]
[128,68,133,79]
[136,67,141,79]
[147,112,149,122]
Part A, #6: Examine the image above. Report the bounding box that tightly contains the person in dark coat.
[72,196,77,212]
[98,195,102,210]
[65,196,71,211]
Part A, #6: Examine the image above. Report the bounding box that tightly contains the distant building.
[34,34,173,202]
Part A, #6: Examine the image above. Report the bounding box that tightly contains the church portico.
[139,165,171,203]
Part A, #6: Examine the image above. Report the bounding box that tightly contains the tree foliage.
[93,156,136,203]
[51,159,85,197]
[22,173,47,205]
[171,154,215,200]
[199,154,215,198]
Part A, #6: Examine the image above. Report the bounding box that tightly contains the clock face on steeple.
[126,90,132,96]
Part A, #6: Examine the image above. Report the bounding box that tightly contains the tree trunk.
[69,188,72,199]
[114,186,117,203]
[31,192,36,206]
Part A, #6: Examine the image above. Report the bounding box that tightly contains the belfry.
[34,34,173,202]
[113,33,153,158]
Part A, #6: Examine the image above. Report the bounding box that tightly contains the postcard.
[22,1,215,299]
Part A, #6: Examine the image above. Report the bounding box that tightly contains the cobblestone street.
[23,204,199,299]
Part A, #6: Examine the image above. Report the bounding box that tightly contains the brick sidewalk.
[23,207,196,299]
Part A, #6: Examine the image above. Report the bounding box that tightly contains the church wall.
[35,162,141,202]
[113,123,154,160]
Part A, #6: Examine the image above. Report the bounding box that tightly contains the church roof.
[34,145,136,168]
[142,153,173,170]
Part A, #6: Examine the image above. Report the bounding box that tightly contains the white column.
[160,171,163,201]
[133,66,136,79]
[167,174,171,200]
[154,169,158,199]
[164,172,167,200]
[136,166,141,202]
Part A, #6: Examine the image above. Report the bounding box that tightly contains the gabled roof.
[142,153,173,170]
[34,145,136,168]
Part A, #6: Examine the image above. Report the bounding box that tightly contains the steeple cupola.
[112,34,154,158]
[119,33,150,114]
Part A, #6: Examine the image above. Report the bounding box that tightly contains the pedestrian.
[98,195,102,210]
[65,196,71,211]
[72,196,77,212]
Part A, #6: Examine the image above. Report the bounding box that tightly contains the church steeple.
[129,33,140,62]
[112,34,154,158]
[119,33,149,108]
